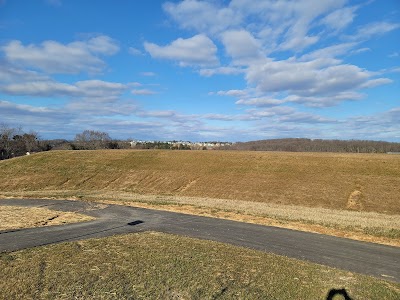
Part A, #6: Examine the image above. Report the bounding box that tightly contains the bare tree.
[0,124,19,159]
[0,125,40,159]
[74,130,112,150]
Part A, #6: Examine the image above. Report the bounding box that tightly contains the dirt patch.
[347,189,364,210]
[0,206,94,231]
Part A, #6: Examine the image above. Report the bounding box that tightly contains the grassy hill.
[1,150,399,214]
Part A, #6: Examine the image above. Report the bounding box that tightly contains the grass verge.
[0,205,94,231]
[0,232,399,300]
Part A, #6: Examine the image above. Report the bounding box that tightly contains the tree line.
[0,127,129,160]
[0,125,44,160]
[231,138,400,153]
[2,125,400,161]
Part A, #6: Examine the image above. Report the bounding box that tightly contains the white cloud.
[85,35,119,55]
[137,110,177,118]
[285,92,365,107]
[350,22,400,41]
[0,100,72,128]
[360,78,392,89]
[131,89,157,95]
[274,0,344,51]
[163,0,240,35]
[277,111,334,124]
[199,66,244,77]
[166,0,347,53]
[0,78,128,101]
[65,100,137,116]
[0,62,49,83]
[0,100,57,115]
[321,6,358,32]
[144,34,219,67]
[299,43,356,61]
[202,113,238,121]
[1,81,76,97]
[236,97,283,107]
[216,89,247,97]
[246,59,390,97]
[2,36,119,74]
[221,30,264,65]
[128,47,144,56]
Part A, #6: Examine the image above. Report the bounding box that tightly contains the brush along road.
[0,199,399,283]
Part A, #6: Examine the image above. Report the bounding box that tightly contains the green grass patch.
[0,232,399,299]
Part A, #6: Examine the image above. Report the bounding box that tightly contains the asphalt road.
[0,198,399,283]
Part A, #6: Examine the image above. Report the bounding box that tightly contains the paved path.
[0,199,399,283]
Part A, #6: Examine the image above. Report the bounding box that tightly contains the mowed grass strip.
[0,206,94,230]
[1,150,399,214]
[0,232,399,300]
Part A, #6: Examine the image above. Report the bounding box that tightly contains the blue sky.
[0,0,399,141]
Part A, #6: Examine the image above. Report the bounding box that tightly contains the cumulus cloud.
[144,34,219,67]
[221,30,264,65]
[165,0,347,52]
[246,59,390,98]
[1,35,119,74]
[163,0,240,35]
[0,62,49,82]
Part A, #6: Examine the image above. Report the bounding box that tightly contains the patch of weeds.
[363,227,400,239]
[0,253,15,262]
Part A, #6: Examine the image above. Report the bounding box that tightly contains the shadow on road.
[128,220,144,226]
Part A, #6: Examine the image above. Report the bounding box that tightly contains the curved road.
[0,199,399,283]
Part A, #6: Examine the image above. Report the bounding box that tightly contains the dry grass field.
[1,150,399,243]
[0,206,94,231]
[1,232,399,300]
[1,150,399,212]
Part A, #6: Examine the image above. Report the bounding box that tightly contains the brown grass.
[1,150,399,213]
[1,150,399,245]
[0,205,94,230]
